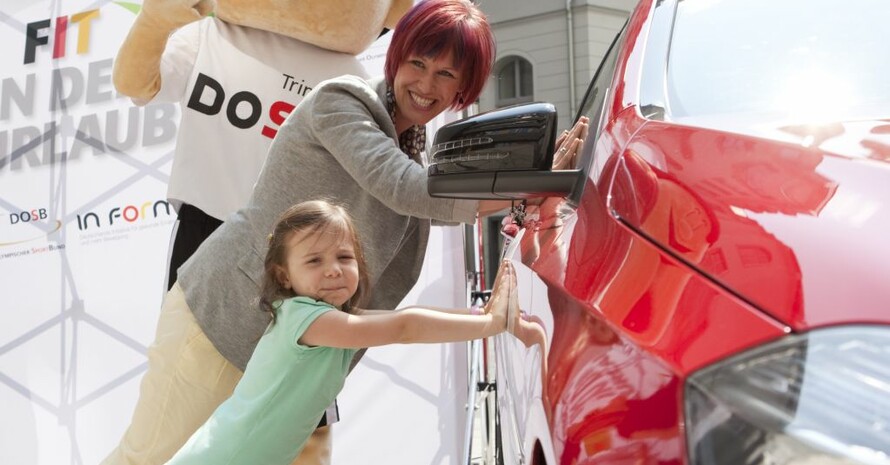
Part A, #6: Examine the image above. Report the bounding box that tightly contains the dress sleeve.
[288,300,336,351]
[307,78,479,224]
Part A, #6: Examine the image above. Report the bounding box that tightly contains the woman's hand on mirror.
[552,116,589,171]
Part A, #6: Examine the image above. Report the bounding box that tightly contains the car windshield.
[666,0,890,125]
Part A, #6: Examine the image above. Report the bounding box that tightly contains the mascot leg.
[291,426,332,465]
[165,204,222,290]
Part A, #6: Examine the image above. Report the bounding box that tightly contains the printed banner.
[0,2,467,464]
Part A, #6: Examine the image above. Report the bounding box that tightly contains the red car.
[429,0,890,463]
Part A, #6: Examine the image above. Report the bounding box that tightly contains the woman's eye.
[439,70,455,79]
[411,59,424,68]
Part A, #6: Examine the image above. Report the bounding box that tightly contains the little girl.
[164,199,518,465]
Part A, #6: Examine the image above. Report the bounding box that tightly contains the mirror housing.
[427,103,581,199]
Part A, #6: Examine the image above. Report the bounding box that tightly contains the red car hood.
[613,118,890,331]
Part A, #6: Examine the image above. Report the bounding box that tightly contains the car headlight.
[685,326,890,465]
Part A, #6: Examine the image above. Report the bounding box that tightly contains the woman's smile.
[409,91,435,108]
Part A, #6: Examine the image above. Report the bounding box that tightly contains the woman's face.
[392,50,463,132]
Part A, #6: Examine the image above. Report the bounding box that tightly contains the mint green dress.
[166,296,356,465]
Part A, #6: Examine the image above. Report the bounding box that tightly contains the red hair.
[384,0,495,111]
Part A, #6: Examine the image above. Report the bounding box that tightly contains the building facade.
[477,0,638,131]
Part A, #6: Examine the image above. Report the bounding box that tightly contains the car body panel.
[614,120,890,330]
[503,187,789,463]
[487,0,890,463]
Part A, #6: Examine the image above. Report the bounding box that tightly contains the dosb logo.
[187,73,297,140]
[9,208,48,225]
[1,207,62,248]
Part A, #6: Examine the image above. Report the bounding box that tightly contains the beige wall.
[477,0,638,131]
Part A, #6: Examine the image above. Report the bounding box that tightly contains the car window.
[666,0,890,125]
[475,23,627,289]
[568,22,627,205]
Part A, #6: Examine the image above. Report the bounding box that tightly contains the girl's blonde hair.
[259,200,370,320]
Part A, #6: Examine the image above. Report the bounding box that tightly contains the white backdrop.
[0,2,469,464]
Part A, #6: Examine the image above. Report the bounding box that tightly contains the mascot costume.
[112,0,411,290]
[107,0,410,464]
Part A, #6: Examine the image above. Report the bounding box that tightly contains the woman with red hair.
[105,1,585,465]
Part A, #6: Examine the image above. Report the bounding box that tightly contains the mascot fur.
[112,0,411,288]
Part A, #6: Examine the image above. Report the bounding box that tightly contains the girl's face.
[277,228,360,308]
[392,50,463,133]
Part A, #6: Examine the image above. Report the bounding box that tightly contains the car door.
[489,24,628,465]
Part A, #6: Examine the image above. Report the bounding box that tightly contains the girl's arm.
[300,261,518,349]
[357,305,474,316]
[300,309,498,349]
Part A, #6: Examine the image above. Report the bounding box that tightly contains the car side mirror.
[427,103,582,199]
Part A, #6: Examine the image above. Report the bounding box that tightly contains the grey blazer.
[177,75,478,370]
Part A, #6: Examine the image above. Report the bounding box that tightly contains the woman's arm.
[308,79,478,224]
[478,200,512,216]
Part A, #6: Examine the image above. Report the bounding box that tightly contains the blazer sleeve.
[307,78,478,224]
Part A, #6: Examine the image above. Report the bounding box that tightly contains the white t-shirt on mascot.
[153,17,369,220]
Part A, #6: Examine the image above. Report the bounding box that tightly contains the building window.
[496,56,533,107]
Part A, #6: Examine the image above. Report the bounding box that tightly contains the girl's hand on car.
[485,260,519,333]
